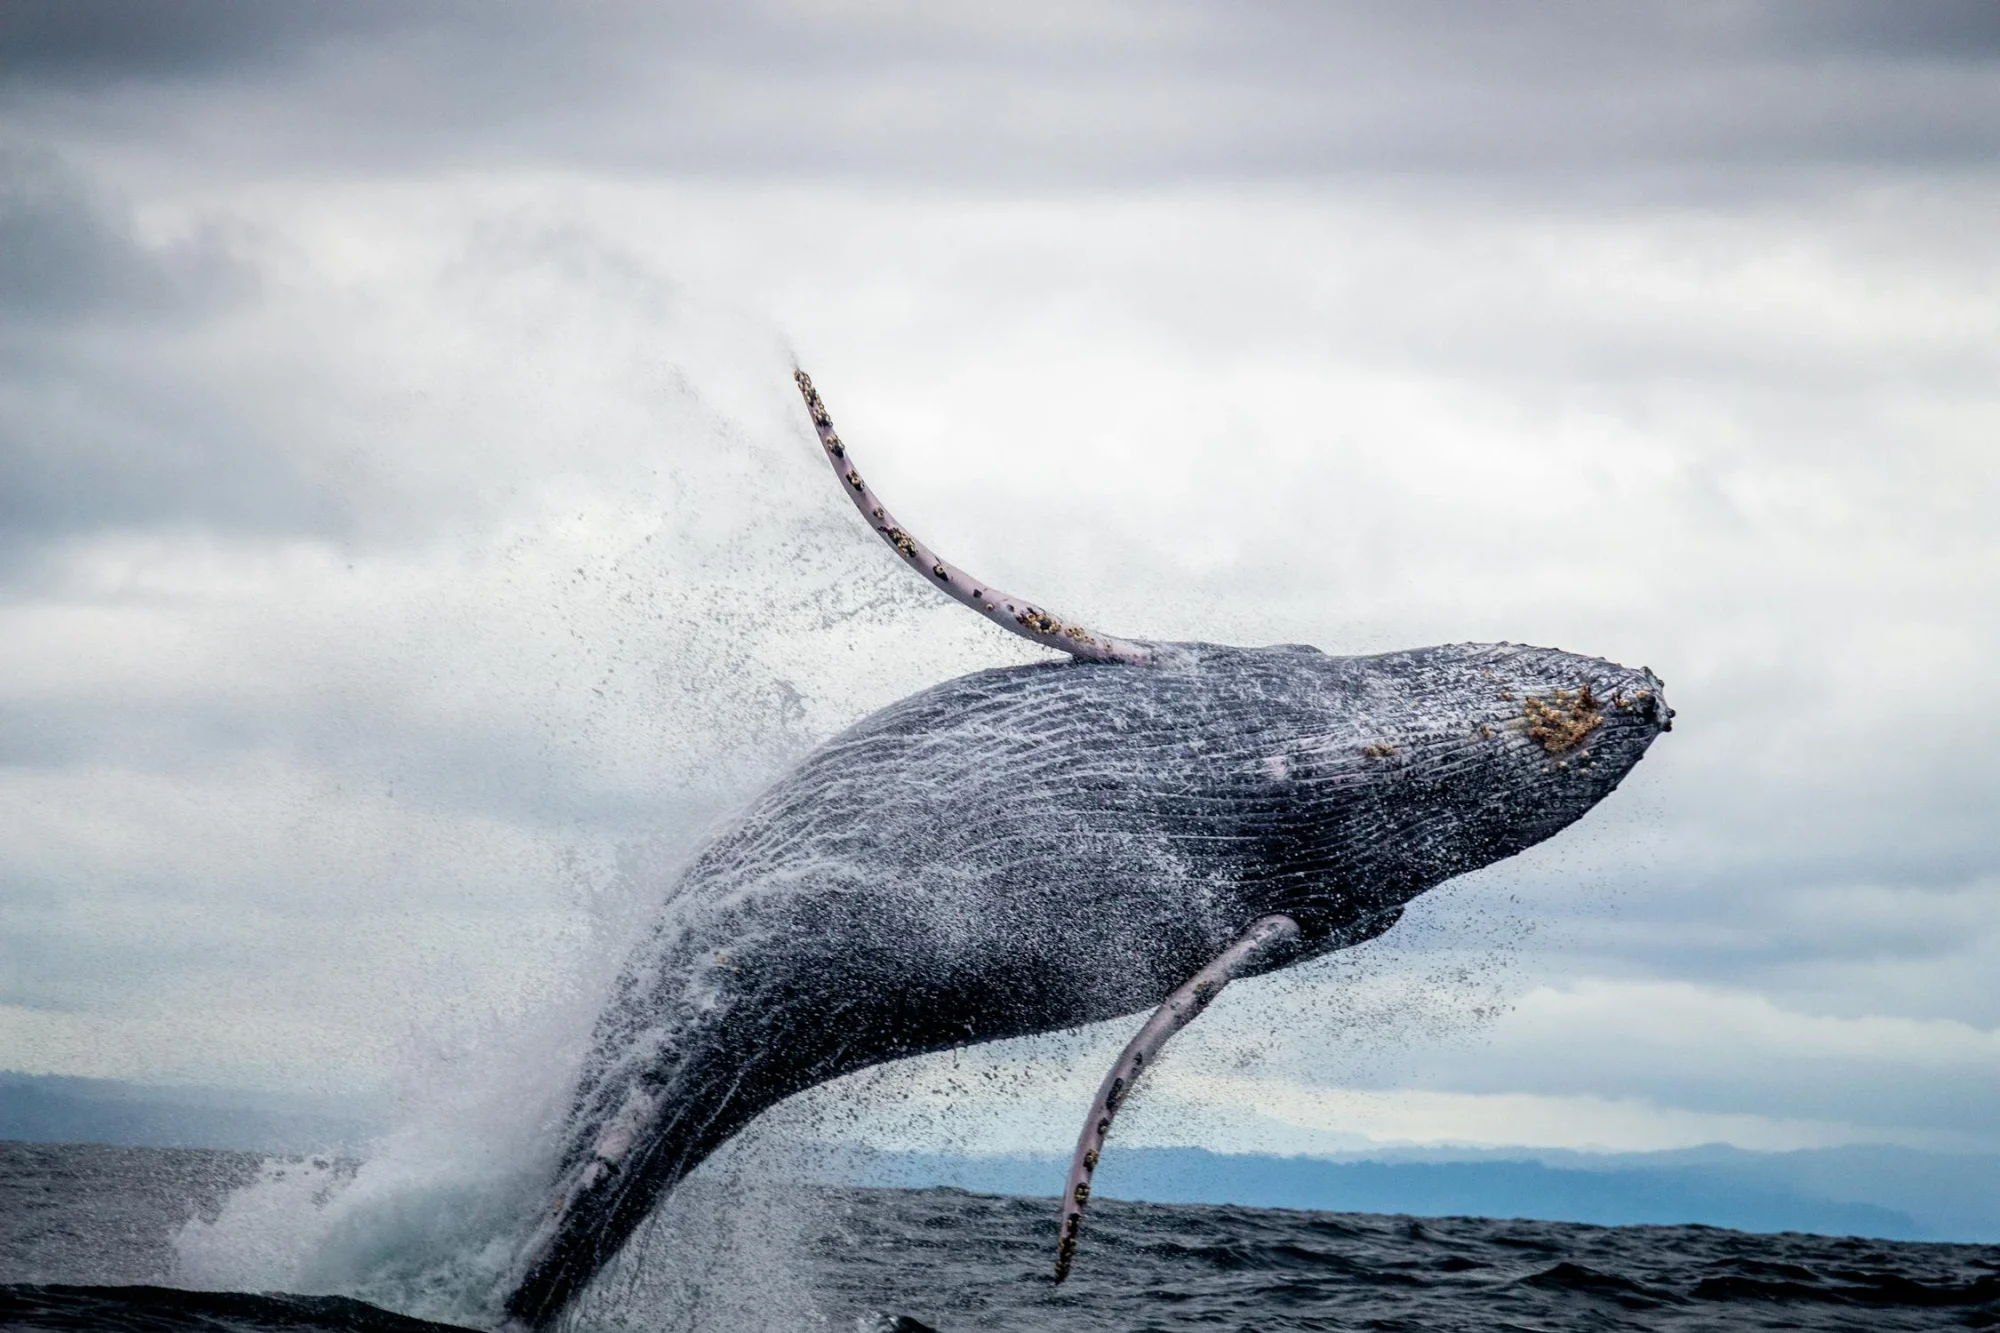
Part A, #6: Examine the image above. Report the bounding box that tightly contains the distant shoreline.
[7,1069,1999,1245]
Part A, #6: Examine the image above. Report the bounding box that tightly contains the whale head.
[1203,640,1672,944]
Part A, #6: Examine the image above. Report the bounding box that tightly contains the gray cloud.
[0,2,395,83]
[3,2,1997,190]
[0,355,340,558]
[0,147,312,557]
[0,146,249,322]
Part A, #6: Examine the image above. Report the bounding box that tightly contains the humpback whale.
[499,371,1672,1324]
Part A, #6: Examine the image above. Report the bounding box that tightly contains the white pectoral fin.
[1052,914,1301,1283]
[791,369,1154,666]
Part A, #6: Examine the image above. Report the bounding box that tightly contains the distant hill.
[833,1144,2000,1244]
[0,1071,378,1155]
[8,1070,1998,1245]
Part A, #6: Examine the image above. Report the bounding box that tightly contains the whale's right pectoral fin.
[792,368,1154,666]
[1052,914,1302,1283]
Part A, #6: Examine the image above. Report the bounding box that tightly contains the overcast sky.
[3,1,1999,1170]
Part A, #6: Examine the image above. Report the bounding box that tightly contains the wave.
[9,1144,2000,1332]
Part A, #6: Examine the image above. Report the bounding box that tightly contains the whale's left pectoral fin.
[1053,914,1302,1283]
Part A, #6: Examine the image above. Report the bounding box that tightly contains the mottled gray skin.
[502,640,1671,1324]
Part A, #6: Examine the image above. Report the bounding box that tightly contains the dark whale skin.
[502,640,1671,1323]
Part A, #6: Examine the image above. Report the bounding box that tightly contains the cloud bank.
[2,3,1997,1161]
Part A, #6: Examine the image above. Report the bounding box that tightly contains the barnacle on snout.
[1523,685,1604,754]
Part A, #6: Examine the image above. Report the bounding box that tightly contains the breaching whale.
[499,371,1673,1324]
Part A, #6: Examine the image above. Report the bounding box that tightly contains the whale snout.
[1594,664,1674,738]
[1637,674,1675,733]
[1460,647,1671,821]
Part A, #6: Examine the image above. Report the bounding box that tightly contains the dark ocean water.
[4,1140,1999,1332]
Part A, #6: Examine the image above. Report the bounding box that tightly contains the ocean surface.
[4,1140,1999,1332]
